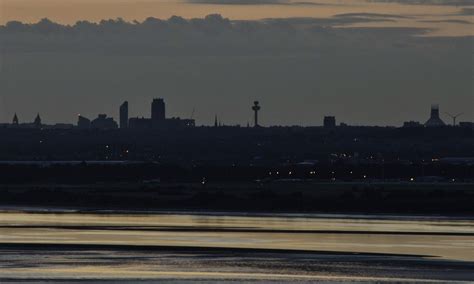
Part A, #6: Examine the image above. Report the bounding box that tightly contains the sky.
[0,0,473,126]
[2,0,473,36]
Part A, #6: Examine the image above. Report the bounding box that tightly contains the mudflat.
[0,210,473,282]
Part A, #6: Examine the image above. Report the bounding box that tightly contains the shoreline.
[0,243,431,259]
[1,205,474,220]
[1,181,473,215]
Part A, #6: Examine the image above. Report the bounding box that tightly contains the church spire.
[12,113,19,125]
[34,113,42,128]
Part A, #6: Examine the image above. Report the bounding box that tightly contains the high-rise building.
[425,104,446,127]
[120,101,129,129]
[324,116,336,128]
[151,98,166,128]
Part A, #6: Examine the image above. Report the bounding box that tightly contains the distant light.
[276,171,279,175]
[410,177,414,182]
[289,171,292,175]
[363,175,367,179]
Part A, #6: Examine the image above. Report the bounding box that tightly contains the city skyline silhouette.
[0,7,472,126]
[0,1,473,283]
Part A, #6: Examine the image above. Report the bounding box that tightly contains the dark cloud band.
[367,0,474,6]
[187,0,327,5]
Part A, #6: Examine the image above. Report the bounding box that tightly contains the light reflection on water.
[0,211,473,262]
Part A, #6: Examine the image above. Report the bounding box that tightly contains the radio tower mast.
[252,101,261,128]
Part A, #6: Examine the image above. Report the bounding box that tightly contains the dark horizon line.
[3,100,472,128]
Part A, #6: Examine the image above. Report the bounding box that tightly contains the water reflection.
[0,211,473,261]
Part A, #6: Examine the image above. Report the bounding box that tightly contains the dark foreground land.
[1,126,473,162]
[1,243,473,283]
[2,181,473,214]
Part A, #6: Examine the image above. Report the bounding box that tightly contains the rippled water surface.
[1,211,473,282]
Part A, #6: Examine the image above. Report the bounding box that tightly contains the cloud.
[334,13,410,19]
[262,15,398,27]
[187,0,328,5]
[1,14,427,58]
[1,14,414,38]
[188,0,289,4]
[458,7,474,15]
[367,0,474,6]
[330,13,410,24]
[0,15,472,126]
[420,19,472,24]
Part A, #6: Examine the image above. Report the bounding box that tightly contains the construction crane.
[445,112,463,127]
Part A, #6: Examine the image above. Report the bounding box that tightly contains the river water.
[0,210,473,282]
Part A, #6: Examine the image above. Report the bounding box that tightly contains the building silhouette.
[129,117,152,129]
[46,123,74,129]
[126,98,194,130]
[91,114,118,129]
[77,115,91,129]
[34,114,42,129]
[120,101,129,129]
[7,112,46,129]
[403,121,423,128]
[459,122,474,129]
[425,104,446,127]
[166,117,196,128]
[324,116,336,128]
[151,98,166,128]
[12,113,19,126]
